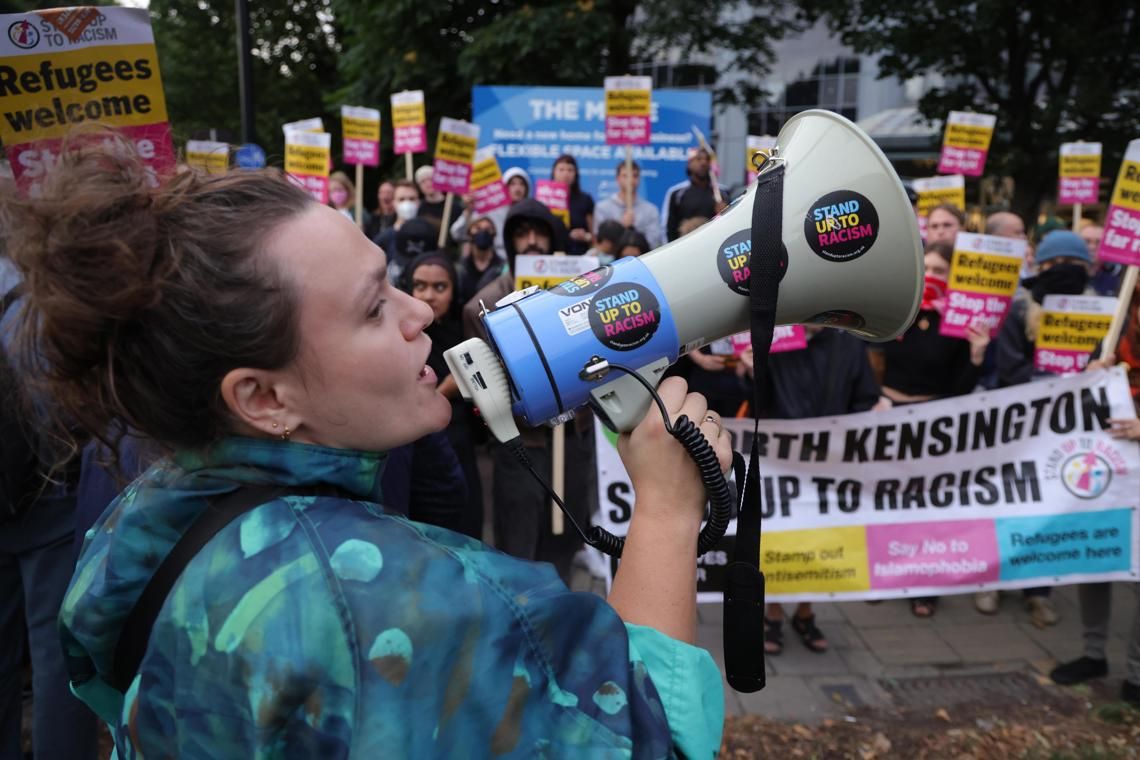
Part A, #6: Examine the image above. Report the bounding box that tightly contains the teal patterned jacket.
[60,437,724,758]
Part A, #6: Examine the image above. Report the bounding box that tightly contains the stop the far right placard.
[1099,138,1140,266]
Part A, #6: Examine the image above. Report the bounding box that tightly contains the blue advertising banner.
[472,86,711,213]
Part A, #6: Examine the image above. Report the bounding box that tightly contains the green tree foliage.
[148,0,340,159]
[800,0,1140,220]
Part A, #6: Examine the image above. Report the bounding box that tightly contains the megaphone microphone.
[444,110,922,690]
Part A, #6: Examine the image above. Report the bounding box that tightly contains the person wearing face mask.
[868,239,991,619]
[372,180,421,270]
[328,171,367,226]
[456,215,506,308]
[976,230,1098,626]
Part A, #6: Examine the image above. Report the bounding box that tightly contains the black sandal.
[763,617,784,655]
[910,597,937,618]
[790,614,828,653]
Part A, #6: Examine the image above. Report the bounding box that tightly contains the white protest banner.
[0,6,176,196]
[939,231,1026,339]
[594,368,1140,603]
[185,140,228,175]
[341,105,380,167]
[938,111,996,177]
[470,146,510,214]
[1034,295,1117,374]
[431,117,479,195]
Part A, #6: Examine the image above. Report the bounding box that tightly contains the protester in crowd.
[677,215,710,238]
[617,229,651,259]
[985,210,1032,280]
[739,327,888,654]
[552,154,595,255]
[594,160,663,249]
[414,165,463,240]
[1081,222,1122,296]
[329,171,366,226]
[371,178,420,252]
[456,214,506,308]
[585,219,625,264]
[0,256,99,760]
[869,239,991,618]
[3,133,727,758]
[406,251,483,539]
[661,148,728,243]
[925,203,966,245]
[364,180,396,240]
[503,166,531,203]
[388,217,437,291]
[462,200,601,582]
[1050,274,1140,701]
[979,230,1100,626]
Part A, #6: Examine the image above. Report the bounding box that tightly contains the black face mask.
[471,230,495,250]
[1029,263,1089,304]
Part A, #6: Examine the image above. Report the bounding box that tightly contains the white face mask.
[395,199,419,220]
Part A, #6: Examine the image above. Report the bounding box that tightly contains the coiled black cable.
[507,361,735,559]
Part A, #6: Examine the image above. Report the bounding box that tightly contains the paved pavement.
[693,584,1138,721]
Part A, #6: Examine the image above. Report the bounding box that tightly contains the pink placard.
[769,325,807,353]
[1100,205,1140,267]
[1058,176,1100,205]
[474,180,510,215]
[288,173,329,204]
[344,137,379,167]
[394,125,427,155]
[535,179,570,226]
[7,122,176,197]
[605,115,650,145]
[866,520,999,590]
[939,289,1011,339]
[1034,347,1091,374]
[938,147,987,177]
[432,159,472,195]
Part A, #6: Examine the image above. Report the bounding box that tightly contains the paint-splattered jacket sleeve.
[60,439,724,759]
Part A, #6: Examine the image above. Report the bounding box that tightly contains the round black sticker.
[804,190,878,262]
[588,282,661,351]
[550,266,613,297]
[716,229,752,295]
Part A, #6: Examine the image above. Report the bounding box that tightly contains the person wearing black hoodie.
[460,199,592,582]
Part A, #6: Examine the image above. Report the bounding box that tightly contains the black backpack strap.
[110,482,349,692]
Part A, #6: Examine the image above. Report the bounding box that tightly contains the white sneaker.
[974,590,1000,614]
[1026,596,1059,628]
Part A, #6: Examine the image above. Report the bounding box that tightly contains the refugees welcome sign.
[593,368,1140,603]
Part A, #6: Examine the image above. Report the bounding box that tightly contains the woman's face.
[924,252,950,280]
[412,263,454,321]
[553,161,576,186]
[263,204,450,451]
[507,177,528,202]
[618,245,642,259]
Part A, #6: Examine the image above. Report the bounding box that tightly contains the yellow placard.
[186,150,227,175]
[435,130,477,165]
[948,251,1022,296]
[470,157,502,189]
[1109,160,1140,211]
[605,89,651,118]
[917,187,966,216]
[515,274,573,291]
[342,115,380,141]
[1036,312,1113,351]
[285,142,329,177]
[392,101,425,128]
[0,44,168,143]
[943,123,993,151]
[1059,153,1101,178]
[760,526,870,595]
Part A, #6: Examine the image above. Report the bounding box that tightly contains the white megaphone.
[445,110,922,441]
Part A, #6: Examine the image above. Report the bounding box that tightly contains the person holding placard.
[869,240,992,618]
[414,165,463,242]
[456,214,506,307]
[594,160,663,249]
[661,148,728,243]
[552,154,595,256]
[7,131,726,758]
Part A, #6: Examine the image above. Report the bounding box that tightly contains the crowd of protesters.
[2,140,1140,758]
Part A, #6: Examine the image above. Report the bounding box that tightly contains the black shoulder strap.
[723,163,785,694]
[110,482,348,692]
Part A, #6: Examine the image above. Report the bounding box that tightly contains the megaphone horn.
[445,110,922,438]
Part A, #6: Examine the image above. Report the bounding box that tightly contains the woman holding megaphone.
[2,131,730,758]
